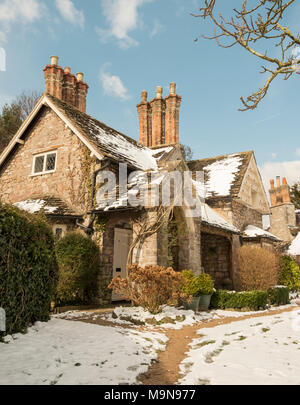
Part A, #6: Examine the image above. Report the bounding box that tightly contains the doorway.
[112,228,132,301]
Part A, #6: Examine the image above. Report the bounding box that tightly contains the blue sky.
[0,0,300,191]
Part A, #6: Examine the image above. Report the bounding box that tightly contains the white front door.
[112,228,132,301]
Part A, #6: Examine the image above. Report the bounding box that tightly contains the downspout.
[76,159,111,235]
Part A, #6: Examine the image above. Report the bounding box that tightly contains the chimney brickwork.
[137,83,181,148]
[43,56,88,113]
[269,176,291,207]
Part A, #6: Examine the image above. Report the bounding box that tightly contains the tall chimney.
[43,55,64,99]
[150,86,166,147]
[165,82,181,144]
[269,176,291,207]
[62,67,77,107]
[76,72,89,113]
[137,90,152,146]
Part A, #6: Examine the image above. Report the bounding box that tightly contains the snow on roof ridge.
[243,225,281,241]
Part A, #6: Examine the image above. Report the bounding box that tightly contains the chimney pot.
[77,72,84,82]
[270,179,275,189]
[141,90,148,102]
[170,82,176,95]
[64,67,71,74]
[156,86,163,99]
[282,177,287,185]
[276,176,281,187]
[50,55,58,66]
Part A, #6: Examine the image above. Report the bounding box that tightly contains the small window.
[33,151,57,175]
[55,228,63,239]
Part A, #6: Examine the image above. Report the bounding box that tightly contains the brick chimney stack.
[269,176,291,207]
[137,90,152,146]
[150,86,166,147]
[43,55,64,99]
[137,83,182,148]
[43,56,88,113]
[165,82,182,144]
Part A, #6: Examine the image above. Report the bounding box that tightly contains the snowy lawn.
[179,308,300,385]
[0,318,167,385]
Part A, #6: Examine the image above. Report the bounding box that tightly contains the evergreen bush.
[55,232,100,305]
[0,204,58,336]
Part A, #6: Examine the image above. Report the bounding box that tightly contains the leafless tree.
[126,205,174,269]
[193,0,300,110]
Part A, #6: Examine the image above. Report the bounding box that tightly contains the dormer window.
[32,151,57,175]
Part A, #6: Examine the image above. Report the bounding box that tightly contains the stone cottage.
[0,56,283,304]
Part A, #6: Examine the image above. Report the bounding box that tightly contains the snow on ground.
[178,308,300,385]
[89,302,299,329]
[0,318,167,385]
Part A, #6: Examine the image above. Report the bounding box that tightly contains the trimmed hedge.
[55,232,100,305]
[181,270,214,296]
[267,286,290,306]
[0,204,58,336]
[211,290,268,311]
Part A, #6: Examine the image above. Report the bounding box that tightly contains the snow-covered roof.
[243,225,281,241]
[200,203,240,233]
[13,197,80,217]
[47,95,158,171]
[188,151,252,198]
[288,233,300,256]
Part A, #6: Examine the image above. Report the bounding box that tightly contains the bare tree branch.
[193,0,300,111]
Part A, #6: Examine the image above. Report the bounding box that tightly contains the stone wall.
[269,203,296,242]
[0,107,88,213]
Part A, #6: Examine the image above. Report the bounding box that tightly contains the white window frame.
[31,151,57,176]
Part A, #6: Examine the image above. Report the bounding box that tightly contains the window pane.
[34,156,44,173]
[46,153,56,171]
[55,228,63,238]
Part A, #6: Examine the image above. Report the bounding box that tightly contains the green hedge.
[0,204,58,336]
[55,232,100,305]
[211,290,268,311]
[267,286,290,306]
[279,256,300,291]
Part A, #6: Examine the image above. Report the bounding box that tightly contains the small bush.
[238,245,279,291]
[181,270,214,296]
[279,256,300,291]
[108,264,188,314]
[0,204,58,336]
[267,286,290,306]
[55,233,100,305]
[211,290,268,311]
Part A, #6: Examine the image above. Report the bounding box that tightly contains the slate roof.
[13,196,81,217]
[187,151,253,198]
[46,94,158,171]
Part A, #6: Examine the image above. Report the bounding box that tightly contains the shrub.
[181,270,214,296]
[0,204,58,336]
[211,290,268,311]
[238,245,279,291]
[279,256,300,291]
[267,286,290,306]
[108,264,188,314]
[55,233,100,305]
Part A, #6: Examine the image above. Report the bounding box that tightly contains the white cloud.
[260,160,300,194]
[100,64,129,100]
[271,153,277,159]
[150,19,165,38]
[296,148,300,157]
[0,0,43,43]
[97,0,152,49]
[55,0,84,28]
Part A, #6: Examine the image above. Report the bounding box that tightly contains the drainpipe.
[76,159,111,236]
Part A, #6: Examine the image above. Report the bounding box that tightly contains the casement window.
[32,151,57,175]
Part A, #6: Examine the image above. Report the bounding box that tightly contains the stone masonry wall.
[0,107,87,213]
